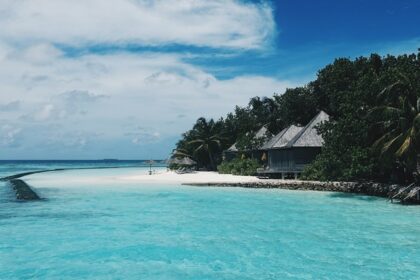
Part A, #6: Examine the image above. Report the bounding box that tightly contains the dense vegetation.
[173,50,420,183]
[217,158,260,176]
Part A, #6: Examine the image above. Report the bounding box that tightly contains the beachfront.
[4,167,411,203]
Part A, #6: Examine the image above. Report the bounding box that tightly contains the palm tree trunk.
[208,150,215,171]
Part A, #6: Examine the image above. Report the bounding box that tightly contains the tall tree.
[370,76,420,181]
[187,118,224,170]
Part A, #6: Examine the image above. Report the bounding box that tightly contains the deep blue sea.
[0,161,419,279]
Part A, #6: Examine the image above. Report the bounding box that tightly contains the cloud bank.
[0,0,290,159]
[0,0,274,50]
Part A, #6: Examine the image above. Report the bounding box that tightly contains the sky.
[0,0,419,160]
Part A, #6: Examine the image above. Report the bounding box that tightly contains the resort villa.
[258,111,330,178]
[223,111,330,179]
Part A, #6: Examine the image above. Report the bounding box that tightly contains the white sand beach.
[120,170,263,185]
[24,169,264,189]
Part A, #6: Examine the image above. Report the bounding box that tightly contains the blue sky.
[189,0,420,81]
[0,0,419,159]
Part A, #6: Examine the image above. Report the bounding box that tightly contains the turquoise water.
[0,160,164,178]
[1,162,419,279]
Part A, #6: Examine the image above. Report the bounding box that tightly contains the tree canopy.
[174,50,420,182]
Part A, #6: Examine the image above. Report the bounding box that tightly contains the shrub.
[217,158,261,176]
[301,147,375,181]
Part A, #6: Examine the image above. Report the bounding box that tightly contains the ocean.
[0,161,419,279]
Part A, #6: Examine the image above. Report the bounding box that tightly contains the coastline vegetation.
[174,50,420,184]
[217,158,261,176]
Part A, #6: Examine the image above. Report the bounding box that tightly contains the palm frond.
[173,149,192,158]
[370,120,398,131]
[193,144,205,154]
[372,128,399,150]
[368,106,402,118]
[377,81,400,101]
[209,134,223,140]
[188,139,205,145]
[377,84,391,100]
[395,128,414,157]
[211,139,222,147]
[380,132,405,156]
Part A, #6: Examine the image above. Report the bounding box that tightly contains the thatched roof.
[178,157,197,166]
[286,111,330,148]
[255,126,271,139]
[167,157,196,165]
[166,157,180,165]
[226,125,272,152]
[261,125,302,150]
[226,143,238,152]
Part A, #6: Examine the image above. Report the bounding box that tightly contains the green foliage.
[168,163,181,170]
[176,50,420,183]
[368,75,420,181]
[301,52,420,183]
[235,130,271,151]
[274,87,318,126]
[301,145,375,181]
[217,158,261,176]
[174,118,223,170]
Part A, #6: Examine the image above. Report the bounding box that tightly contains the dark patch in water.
[0,210,116,221]
[328,192,384,201]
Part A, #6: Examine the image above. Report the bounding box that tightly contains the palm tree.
[370,76,420,179]
[171,147,192,159]
[187,118,223,170]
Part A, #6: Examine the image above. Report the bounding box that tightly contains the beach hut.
[166,157,180,165]
[224,143,239,161]
[178,157,197,166]
[259,111,329,179]
[167,156,197,173]
[223,126,272,161]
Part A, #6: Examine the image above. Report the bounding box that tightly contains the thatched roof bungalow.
[259,111,329,179]
[261,125,303,150]
[224,126,272,161]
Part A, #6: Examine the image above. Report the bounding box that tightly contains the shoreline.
[183,180,394,197]
[4,168,419,204]
[123,171,420,204]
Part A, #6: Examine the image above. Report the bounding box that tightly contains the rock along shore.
[8,179,40,200]
[183,180,420,204]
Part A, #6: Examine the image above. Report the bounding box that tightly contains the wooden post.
[148,160,153,175]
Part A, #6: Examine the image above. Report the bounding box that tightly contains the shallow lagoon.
[1,168,419,279]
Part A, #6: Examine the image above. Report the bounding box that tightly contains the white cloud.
[33,103,56,121]
[53,90,108,115]
[0,1,290,158]
[0,100,21,111]
[0,41,293,157]
[126,126,161,145]
[0,0,274,50]
[1,124,22,147]
[45,130,100,149]
[20,90,107,121]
